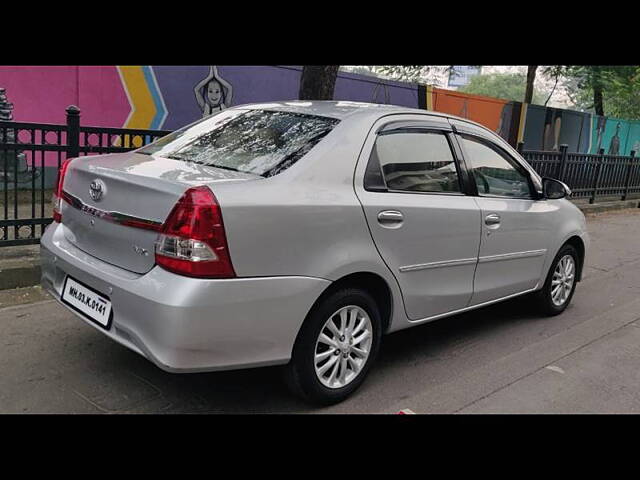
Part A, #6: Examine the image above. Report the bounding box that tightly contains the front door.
[453,130,554,305]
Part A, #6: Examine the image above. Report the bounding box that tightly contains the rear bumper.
[40,222,330,373]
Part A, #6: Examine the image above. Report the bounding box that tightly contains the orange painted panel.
[432,87,508,133]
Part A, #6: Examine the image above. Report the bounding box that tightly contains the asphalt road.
[2,209,640,414]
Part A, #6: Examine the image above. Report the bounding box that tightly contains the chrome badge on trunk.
[89,179,106,201]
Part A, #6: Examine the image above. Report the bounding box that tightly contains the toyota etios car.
[41,101,588,404]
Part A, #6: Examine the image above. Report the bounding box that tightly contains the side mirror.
[543,177,571,199]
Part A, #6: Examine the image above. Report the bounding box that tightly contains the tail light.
[52,158,74,223]
[155,186,235,278]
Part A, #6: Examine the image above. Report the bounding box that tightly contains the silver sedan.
[40,101,589,404]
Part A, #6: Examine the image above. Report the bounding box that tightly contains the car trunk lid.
[60,151,259,274]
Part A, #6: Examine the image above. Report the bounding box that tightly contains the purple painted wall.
[0,65,421,185]
[154,66,419,130]
[0,65,420,133]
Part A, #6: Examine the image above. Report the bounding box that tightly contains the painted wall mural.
[3,65,640,165]
[429,87,511,133]
[0,65,419,139]
[520,103,640,156]
[421,85,640,156]
[118,66,167,130]
[0,65,419,188]
[193,66,233,117]
[0,87,38,186]
[421,86,521,146]
[522,105,592,153]
[589,115,640,156]
[0,65,418,173]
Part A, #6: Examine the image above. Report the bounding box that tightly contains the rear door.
[450,120,555,305]
[354,115,482,321]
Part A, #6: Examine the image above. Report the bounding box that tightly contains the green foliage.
[346,65,640,121]
[459,73,547,104]
[341,65,471,86]
[605,67,640,119]
[544,66,640,119]
[373,65,450,84]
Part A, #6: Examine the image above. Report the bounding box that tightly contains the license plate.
[61,277,112,329]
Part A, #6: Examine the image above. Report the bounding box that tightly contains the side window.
[366,131,461,193]
[459,135,533,198]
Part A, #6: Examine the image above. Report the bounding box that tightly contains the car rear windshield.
[137,109,340,177]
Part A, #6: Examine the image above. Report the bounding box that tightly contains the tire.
[535,244,579,316]
[283,287,382,405]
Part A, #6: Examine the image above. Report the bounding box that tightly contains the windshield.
[137,109,340,176]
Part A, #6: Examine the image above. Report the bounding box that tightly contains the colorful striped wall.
[420,84,640,156]
[2,65,639,157]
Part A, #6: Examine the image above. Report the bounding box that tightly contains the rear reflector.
[155,186,235,278]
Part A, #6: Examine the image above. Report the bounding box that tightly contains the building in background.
[447,66,481,89]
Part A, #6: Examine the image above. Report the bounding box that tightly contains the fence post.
[589,148,605,204]
[66,105,81,159]
[516,141,524,155]
[556,144,569,181]
[622,150,636,201]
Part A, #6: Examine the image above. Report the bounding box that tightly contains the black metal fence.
[3,109,640,248]
[520,143,640,204]
[1,106,170,247]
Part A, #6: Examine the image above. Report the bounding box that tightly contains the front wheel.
[283,288,382,405]
[535,244,579,316]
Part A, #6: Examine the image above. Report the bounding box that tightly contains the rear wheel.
[283,288,382,405]
[535,244,579,316]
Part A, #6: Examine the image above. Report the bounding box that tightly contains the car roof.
[235,100,539,180]
[234,100,490,131]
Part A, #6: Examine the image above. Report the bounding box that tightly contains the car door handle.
[485,213,501,226]
[377,210,404,228]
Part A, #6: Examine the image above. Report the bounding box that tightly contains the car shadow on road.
[101,293,546,414]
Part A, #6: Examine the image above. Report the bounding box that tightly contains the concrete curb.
[0,263,41,291]
[0,200,638,291]
[574,199,640,214]
[0,245,41,291]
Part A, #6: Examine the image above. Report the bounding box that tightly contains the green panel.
[590,116,640,155]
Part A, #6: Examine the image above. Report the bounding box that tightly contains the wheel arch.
[563,235,586,281]
[304,271,394,335]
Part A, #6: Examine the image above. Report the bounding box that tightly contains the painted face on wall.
[207,80,223,106]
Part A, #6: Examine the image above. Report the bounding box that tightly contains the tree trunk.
[524,65,538,104]
[299,66,340,101]
[544,74,559,107]
[591,65,605,116]
[593,84,605,116]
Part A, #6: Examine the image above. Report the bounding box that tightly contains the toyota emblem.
[89,179,106,201]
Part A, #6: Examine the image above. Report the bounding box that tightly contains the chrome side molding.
[478,249,547,264]
[400,249,547,273]
[399,257,477,272]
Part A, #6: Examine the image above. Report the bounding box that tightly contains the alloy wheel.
[551,254,575,306]
[314,305,373,389]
